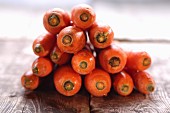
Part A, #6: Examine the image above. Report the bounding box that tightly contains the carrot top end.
[48,14,60,26]
[62,35,73,46]
[109,57,120,67]
[96,82,105,90]
[64,81,74,91]
[80,13,89,22]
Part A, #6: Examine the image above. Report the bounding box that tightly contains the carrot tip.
[147,84,155,92]
[96,82,105,90]
[96,32,107,43]
[79,61,88,69]
[62,35,73,46]
[80,13,89,22]
[32,67,39,74]
[121,84,129,93]
[48,14,60,26]
[64,81,74,91]
[109,57,120,67]
[143,58,151,66]
[34,44,43,53]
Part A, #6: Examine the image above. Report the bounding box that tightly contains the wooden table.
[0,40,170,113]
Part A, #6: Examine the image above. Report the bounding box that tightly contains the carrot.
[32,33,56,57]
[127,70,155,94]
[112,71,134,96]
[99,44,127,74]
[126,50,151,71]
[84,68,111,97]
[43,8,70,34]
[54,65,82,96]
[21,70,40,90]
[71,4,96,30]
[32,57,53,77]
[71,49,95,75]
[50,44,71,65]
[57,26,86,54]
[88,21,114,48]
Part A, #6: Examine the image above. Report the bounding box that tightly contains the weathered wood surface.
[0,40,170,113]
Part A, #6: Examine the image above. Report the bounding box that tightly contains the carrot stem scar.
[143,58,151,66]
[62,35,73,46]
[79,61,88,69]
[121,85,129,93]
[64,81,74,91]
[48,14,60,26]
[109,57,120,67]
[96,82,105,90]
[147,84,155,92]
[32,67,39,74]
[51,52,58,60]
[24,78,31,87]
[34,44,42,53]
[96,32,108,43]
[80,13,89,22]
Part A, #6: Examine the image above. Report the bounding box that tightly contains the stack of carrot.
[21,4,155,97]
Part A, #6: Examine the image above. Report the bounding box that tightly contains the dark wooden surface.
[0,40,170,113]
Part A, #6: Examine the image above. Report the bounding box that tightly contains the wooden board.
[0,40,170,113]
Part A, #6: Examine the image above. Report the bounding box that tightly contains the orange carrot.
[57,26,86,54]
[43,8,70,34]
[54,65,82,96]
[112,71,134,96]
[84,68,111,97]
[71,4,96,30]
[71,49,95,75]
[50,44,71,65]
[126,50,152,71]
[127,70,155,94]
[99,44,127,74]
[32,33,56,57]
[32,57,53,77]
[21,70,40,90]
[88,21,114,48]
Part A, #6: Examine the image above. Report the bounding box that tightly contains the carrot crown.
[96,81,105,90]
[79,61,88,69]
[48,14,60,26]
[143,58,151,66]
[109,57,120,67]
[24,77,32,87]
[121,84,129,93]
[64,81,74,91]
[51,52,59,61]
[80,13,89,22]
[96,32,108,43]
[62,35,73,46]
[34,44,43,54]
[32,66,39,74]
[147,84,155,93]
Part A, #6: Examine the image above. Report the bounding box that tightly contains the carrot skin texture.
[71,4,96,30]
[89,22,114,48]
[32,57,53,77]
[57,26,86,54]
[21,70,40,90]
[126,50,151,71]
[84,68,111,97]
[54,65,82,96]
[43,8,70,34]
[32,33,56,57]
[112,71,134,96]
[71,49,95,75]
[99,44,127,74]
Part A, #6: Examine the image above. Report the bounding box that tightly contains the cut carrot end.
[121,84,129,93]
[34,44,43,53]
[109,57,120,67]
[79,61,88,69]
[48,14,60,26]
[96,32,107,43]
[80,13,89,22]
[96,82,105,90]
[32,67,39,74]
[143,58,151,66]
[64,81,74,91]
[24,77,32,87]
[147,84,155,92]
[62,35,73,46]
[51,52,59,61]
